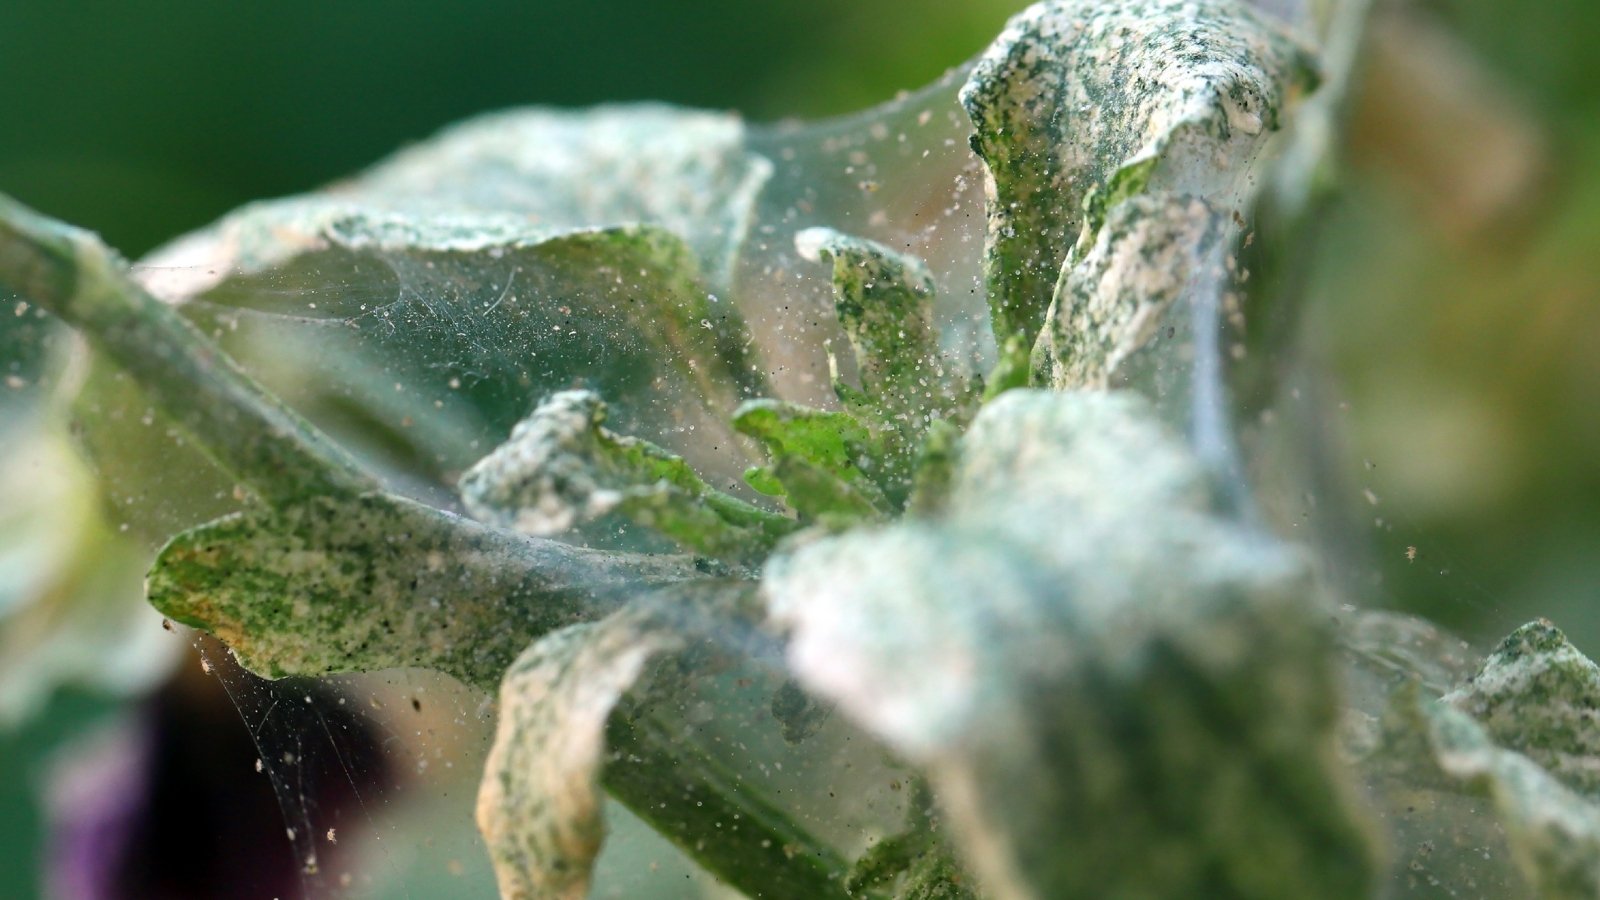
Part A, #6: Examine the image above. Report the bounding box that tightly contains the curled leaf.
[478,584,851,900]
[960,0,1317,346]
[764,390,1375,899]
[1366,621,1600,898]
[795,228,951,423]
[477,604,681,900]
[1421,701,1600,900]
[460,389,794,560]
[1047,194,1228,391]
[144,110,778,488]
[152,105,772,293]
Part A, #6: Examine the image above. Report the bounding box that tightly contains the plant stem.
[0,191,372,506]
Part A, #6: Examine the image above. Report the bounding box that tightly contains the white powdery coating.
[1049,194,1226,388]
[459,390,623,537]
[142,104,772,295]
[764,389,1363,900]
[1443,620,1600,800]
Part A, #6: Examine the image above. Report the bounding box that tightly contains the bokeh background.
[2,0,1598,896]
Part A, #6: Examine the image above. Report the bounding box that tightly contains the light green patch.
[960,0,1318,348]
[733,398,891,520]
[764,390,1375,900]
[147,490,711,690]
[460,390,794,561]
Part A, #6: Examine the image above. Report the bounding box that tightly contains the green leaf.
[959,0,1318,348]
[732,398,890,520]
[147,490,713,690]
[459,389,794,561]
[794,228,959,427]
[1046,194,1228,390]
[764,389,1375,900]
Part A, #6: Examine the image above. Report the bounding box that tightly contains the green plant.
[4,1,1599,898]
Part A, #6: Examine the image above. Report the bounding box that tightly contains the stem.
[606,707,851,898]
[0,191,373,507]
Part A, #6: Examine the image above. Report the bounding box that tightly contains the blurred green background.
[2,0,1599,896]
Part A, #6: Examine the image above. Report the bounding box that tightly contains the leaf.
[459,389,794,561]
[794,228,956,425]
[477,603,681,900]
[1443,620,1600,800]
[478,585,851,900]
[959,0,1318,347]
[154,104,771,292]
[1046,194,1228,391]
[143,107,777,487]
[1363,621,1600,898]
[147,490,714,690]
[1420,701,1600,900]
[732,398,891,521]
[764,389,1375,900]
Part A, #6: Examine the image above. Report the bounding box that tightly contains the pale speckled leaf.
[459,389,794,561]
[478,583,851,900]
[1341,650,1530,895]
[960,0,1317,346]
[1046,194,1227,390]
[477,604,681,900]
[143,109,775,486]
[147,490,713,690]
[1443,619,1600,800]
[764,389,1375,900]
[150,104,771,292]
[1358,621,1600,898]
